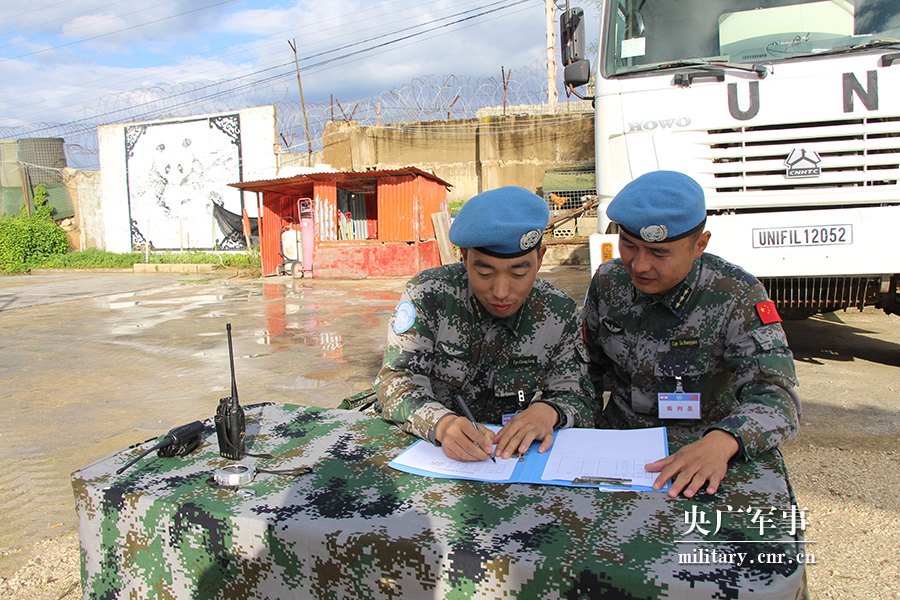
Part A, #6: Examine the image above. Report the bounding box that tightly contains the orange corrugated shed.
[230,167,451,278]
[377,176,414,242]
[315,181,338,241]
[418,176,448,240]
[260,192,301,277]
[377,174,447,242]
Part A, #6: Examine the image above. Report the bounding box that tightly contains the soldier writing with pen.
[581,171,801,498]
[375,186,594,461]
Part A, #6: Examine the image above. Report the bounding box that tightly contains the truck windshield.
[604,0,900,76]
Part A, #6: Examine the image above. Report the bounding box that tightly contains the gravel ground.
[783,446,900,599]
[0,535,80,599]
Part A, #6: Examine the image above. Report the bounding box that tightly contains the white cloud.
[60,11,128,39]
[0,0,588,155]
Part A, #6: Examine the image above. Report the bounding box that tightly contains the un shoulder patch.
[392,300,417,334]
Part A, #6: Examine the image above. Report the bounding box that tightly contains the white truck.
[560,0,900,318]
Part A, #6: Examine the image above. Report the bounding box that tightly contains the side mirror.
[560,8,586,66]
[564,59,592,87]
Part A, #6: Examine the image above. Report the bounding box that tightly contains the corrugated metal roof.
[229,166,452,194]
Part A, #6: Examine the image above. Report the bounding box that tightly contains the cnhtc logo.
[784,149,822,178]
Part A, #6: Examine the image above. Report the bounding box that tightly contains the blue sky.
[0,0,600,134]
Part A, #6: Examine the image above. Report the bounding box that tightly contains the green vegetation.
[0,184,70,273]
[23,248,260,272]
[34,248,136,269]
[448,199,465,216]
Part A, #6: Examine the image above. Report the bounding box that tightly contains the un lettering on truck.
[562,0,900,318]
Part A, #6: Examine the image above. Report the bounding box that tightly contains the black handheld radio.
[215,323,246,460]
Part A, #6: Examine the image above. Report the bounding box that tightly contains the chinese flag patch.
[756,300,782,324]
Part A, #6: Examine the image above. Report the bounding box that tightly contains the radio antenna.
[226,323,238,402]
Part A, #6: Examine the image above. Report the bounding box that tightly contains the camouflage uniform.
[582,252,800,460]
[376,262,594,441]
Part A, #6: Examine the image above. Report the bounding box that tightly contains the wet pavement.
[0,267,591,577]
[0,271,394,575]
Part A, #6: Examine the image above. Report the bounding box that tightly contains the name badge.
[658,392,701,420]
[502,411,521,425]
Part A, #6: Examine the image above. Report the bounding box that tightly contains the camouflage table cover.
[72,403,807,599]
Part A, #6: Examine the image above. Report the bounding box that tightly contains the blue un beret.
[449,186,549,258]
[607,171,707,243]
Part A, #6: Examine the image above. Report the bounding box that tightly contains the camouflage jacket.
[581,253,800,460]
[376,262,594,441]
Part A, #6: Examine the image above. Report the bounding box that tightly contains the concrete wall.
[276,146,326,176]
[322,109,594,205]
[63,168,103,251]
[544,242,590,266]
[98,106,278,253]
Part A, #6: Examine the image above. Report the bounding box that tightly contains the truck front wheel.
[876,275,900,317]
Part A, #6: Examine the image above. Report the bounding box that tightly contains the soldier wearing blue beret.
[376,186,594,462]
[606,170,707,244]
[582,171,800,498]
[447,186,549,257]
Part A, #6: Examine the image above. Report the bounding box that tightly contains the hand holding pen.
[454,394,496,463]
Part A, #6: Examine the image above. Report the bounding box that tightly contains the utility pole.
[546,0,558,114]
[288,39,313,165]
[501,66,511,115]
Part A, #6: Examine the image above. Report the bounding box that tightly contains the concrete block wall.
[322,111,595,205]
[63,168,104,251]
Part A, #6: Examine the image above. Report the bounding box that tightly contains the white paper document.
[540,427,667,488]
[389,432,518,481]
[388,425,669,491]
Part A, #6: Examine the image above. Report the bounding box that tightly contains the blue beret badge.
[520,229,543,251]
[640,225,668,242]
[392,300,417,334]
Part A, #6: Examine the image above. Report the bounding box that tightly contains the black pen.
[454,394,496,463]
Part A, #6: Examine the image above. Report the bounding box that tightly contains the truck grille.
[762,276,880,312]
[707,116,900,194]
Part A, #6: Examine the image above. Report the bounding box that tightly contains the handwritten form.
[389,425,519,481]
[391,439,517,481]
[389,425,669,490]
[540,427,667,488]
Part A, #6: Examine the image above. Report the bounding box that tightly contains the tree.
[0,184,70,273]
